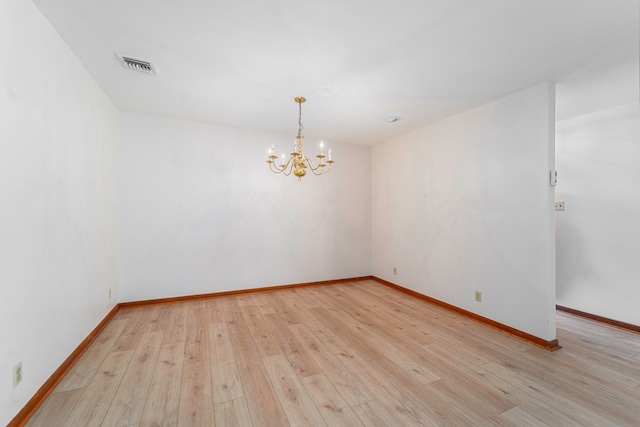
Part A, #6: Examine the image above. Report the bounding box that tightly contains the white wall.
[118,112,371,302]
[556,102,640,326]
[372,83,557,341]
[555,36,640,327]
[0,1,118,424]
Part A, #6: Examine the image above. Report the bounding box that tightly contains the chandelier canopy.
[266,97,334,181]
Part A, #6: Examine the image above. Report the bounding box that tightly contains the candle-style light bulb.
[319,141,324,155]
[328,147,332,161]
[281,153,286,165]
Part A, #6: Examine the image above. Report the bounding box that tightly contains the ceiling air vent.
[115,53,157,75]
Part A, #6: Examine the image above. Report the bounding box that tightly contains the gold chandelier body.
[267,97,334,181]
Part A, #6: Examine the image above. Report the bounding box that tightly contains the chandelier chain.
[297,99,304,138]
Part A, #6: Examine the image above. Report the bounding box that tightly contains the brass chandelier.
[266,97,334,181]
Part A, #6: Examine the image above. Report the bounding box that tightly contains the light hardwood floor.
[26,280,640,426]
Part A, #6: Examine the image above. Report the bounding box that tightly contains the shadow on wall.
[556,215,593,301]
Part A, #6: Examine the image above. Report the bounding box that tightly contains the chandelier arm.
[268,161,280,174]
[311,166,331,175]
[316,161,332,175]
[309,168,325,176]
[268,156,295,175]
[283,163,295,176]
[305,157,328,172]
[303,157,330,175]
[284,156,295,170]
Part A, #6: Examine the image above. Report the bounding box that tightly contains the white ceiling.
[33,0,639,145]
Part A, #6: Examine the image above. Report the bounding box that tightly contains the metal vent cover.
[115,53,157,75]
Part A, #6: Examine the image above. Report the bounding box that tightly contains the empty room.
[2,0,639,425]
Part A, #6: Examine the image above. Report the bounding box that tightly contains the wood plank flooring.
[26,280,640,426]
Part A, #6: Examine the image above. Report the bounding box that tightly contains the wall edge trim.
[118,276,371,309]
[371,277,562,352]
[556,305,640,334]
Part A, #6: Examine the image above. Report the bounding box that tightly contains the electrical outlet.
[475,291,483,303]
[393,267,397,275]
[13,362,22,388]
[555,201,565,211]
